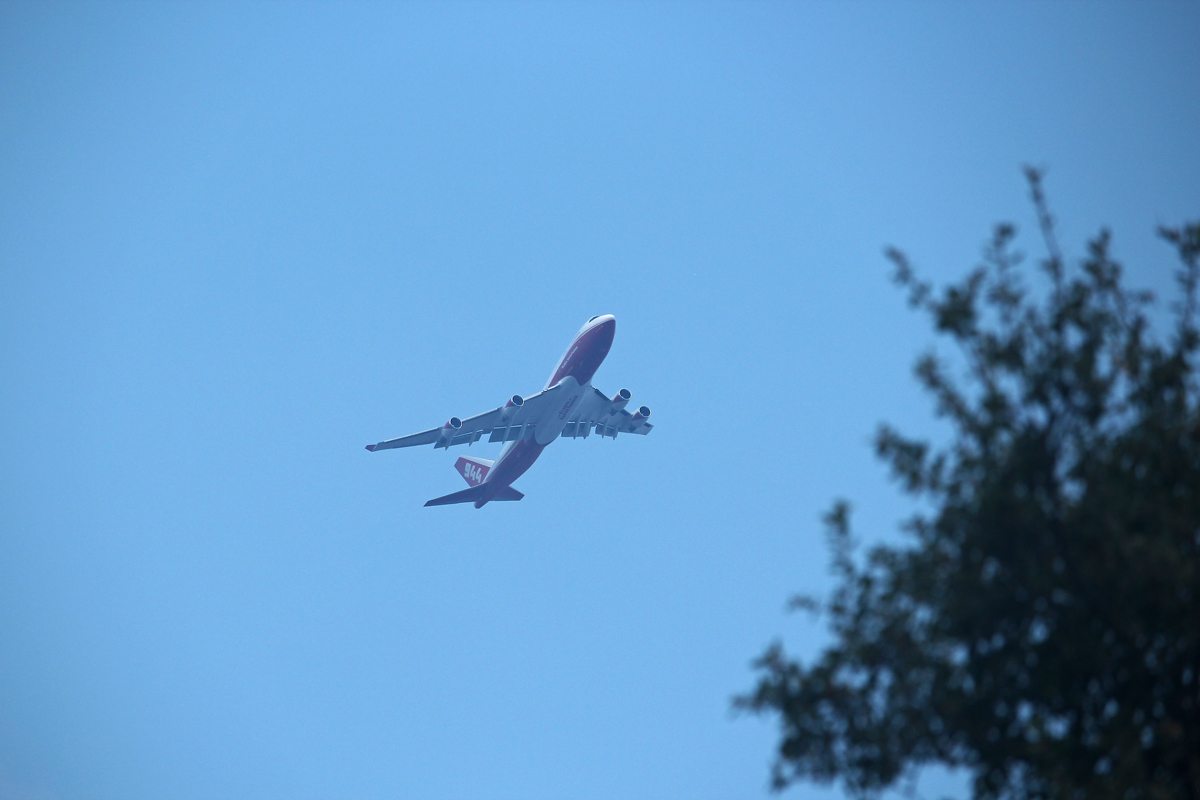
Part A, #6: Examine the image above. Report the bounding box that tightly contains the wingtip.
[365,444,376,452]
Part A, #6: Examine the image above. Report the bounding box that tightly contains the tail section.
[423,483,524,507]
[424,485,485,507]
[454,456,495,487]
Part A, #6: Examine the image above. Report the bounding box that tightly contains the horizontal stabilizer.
[424,485,485,507]
[423,483,525,506]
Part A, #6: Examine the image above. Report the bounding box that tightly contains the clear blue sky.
[2,2,1197,799]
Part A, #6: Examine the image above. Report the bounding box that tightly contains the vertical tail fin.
[454,456,495,487]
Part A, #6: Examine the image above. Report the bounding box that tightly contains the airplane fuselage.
[364,312,650,508]
[474,315,616,507]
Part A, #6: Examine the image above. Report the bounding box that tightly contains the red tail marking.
[454,456,491,487]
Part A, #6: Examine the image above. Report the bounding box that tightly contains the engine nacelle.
[609,388,632,416]
[628,406,651,431]
[500,394,524,423]
[435,416,463,448]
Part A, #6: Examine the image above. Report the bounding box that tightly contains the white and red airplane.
[366,315,653,508]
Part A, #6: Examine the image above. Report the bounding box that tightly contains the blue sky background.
[2,2,1198,799]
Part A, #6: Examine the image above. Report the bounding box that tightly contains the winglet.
[365,444,376,452]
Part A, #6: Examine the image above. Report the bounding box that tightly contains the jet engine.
[609,388,632,416]
[500,394,524,423]
[435,416,463,448]
[629,406,651,431]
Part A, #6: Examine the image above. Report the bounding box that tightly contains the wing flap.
[559,386,654,440]
[489,422,537,443]
[366,427,441,451]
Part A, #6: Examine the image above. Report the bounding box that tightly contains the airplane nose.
[583,314,616,337]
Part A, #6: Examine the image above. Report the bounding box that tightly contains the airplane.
[365,314,653,508]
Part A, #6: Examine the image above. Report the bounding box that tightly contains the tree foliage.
[737,171,1200,800]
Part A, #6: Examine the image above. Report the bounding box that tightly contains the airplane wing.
[365,385,565,452]
[559,386,654,440]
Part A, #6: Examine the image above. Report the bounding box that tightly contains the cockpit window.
[588,315,600,322]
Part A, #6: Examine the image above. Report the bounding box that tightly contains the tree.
[737,170,1200,800]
